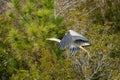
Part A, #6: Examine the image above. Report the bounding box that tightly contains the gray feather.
[69,45,80,56]
[59,32,73,49]
[59,30,91,49]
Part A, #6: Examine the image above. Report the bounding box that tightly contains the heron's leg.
[79,46,91,58]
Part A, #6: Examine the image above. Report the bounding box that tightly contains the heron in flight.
[46,30,91,56]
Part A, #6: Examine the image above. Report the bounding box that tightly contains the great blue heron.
[46,30,91,56]
[46,37,80,55]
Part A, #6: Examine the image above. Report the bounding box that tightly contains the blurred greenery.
[0,0,120,80]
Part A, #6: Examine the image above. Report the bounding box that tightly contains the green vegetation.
[0,0,120,80]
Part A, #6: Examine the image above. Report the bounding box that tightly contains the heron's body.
[46,37,80,55]
[59,30,91,49]
[46,30,91,56]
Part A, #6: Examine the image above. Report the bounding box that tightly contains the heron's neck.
[46,38,61,43]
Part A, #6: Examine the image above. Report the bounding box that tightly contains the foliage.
[63,0,120,79]
[0,0,120,80]
[0,0,71,80]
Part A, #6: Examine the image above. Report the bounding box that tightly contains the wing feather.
[59,30,91,49]
[59,32,73,49]
[72,36,89,42]
[69,30,91,46]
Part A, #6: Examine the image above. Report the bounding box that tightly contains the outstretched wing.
[73,36,91,47]
[59,30,91,49]
[59,31,73,49]
[69,30,91,46]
